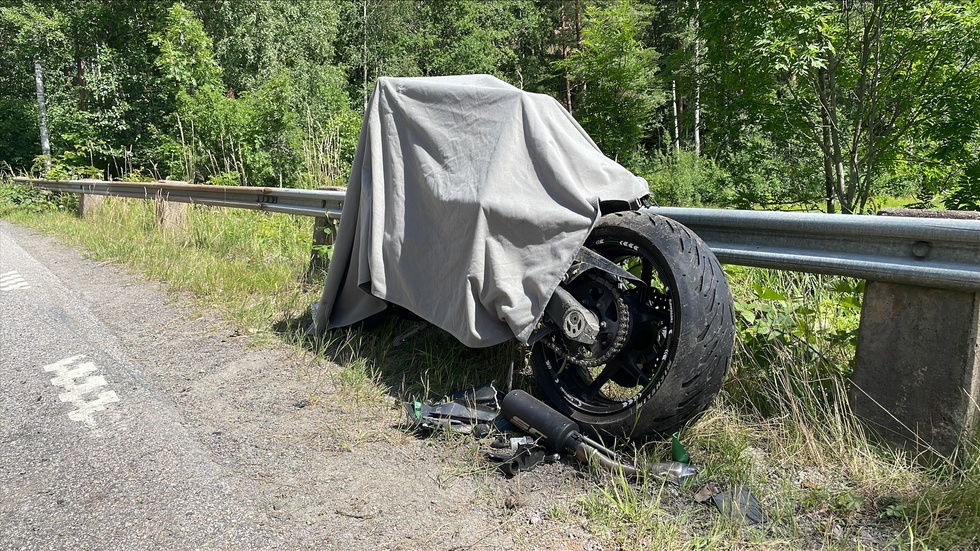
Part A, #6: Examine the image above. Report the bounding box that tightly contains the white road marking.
[43,355,120,427]
[1,270,30,291]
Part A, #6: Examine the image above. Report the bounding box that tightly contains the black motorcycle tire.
[530,210,735,440]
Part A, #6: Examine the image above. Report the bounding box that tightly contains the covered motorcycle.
[314,75,734,440]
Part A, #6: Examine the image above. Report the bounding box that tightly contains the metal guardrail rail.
[12,177,980,291]
[649,207,980,293]
[12,177,346,219]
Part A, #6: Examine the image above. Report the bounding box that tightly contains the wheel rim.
[535,234,678,417]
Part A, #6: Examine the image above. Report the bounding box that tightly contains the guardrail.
[11,176,980,456]
[13,177,980,291]
[12,177,346,219]
[650,206,980,293]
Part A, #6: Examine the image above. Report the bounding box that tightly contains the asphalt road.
[0,222,277,548]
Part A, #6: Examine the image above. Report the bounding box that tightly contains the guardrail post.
[76,179,103,218]
[306,216,336,279]
[77,193,105,218]
[154,191,187,234]
[850,281,980,458]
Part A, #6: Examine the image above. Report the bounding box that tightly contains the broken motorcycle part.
[487,444,560,477]
[405,383,502,433]
[712,486,767,526]
[500,389,698,483]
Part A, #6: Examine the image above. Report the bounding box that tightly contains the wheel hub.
[542,273,630,367]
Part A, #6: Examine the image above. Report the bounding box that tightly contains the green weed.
[0,181,78,214]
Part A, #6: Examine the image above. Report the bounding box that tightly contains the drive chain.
[542,272,630,368]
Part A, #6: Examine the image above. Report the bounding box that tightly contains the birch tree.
[0,4,68,173]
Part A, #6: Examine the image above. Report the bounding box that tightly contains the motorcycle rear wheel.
[530,210,735,440]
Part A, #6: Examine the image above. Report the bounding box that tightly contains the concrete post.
[153,193,187,235]
[77,193,105,218]
[850,281,980,458]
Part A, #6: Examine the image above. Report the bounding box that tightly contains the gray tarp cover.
[314,75,648,347]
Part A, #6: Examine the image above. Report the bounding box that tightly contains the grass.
[2,182,978,549]
[0,189,318,338]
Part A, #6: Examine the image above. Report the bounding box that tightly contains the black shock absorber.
[500,390,581,454]
[500,390,698,482]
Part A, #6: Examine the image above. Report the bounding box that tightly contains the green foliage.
[336,0,548,110]
[336,0,419,106]
[639,149,730,207]
[415,0,541,82]
[727,268,863,416]
[6,197,317,332]
[0,181,77,214]
[0,183,55,213]
[188,0,341,101]
[152,2,222,94]
[1,0,978,211]
[559,0,665,163]
[0,96,39,168]
[944,160,980,211]
[716,0,980,213]
[0,3,70,55]
[716,130,825,210]
[149,3,356,187]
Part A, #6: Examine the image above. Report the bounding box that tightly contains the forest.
[3,0,980,214]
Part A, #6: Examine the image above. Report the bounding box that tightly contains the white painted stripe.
[42,355,120,427]
[48,361,99,386]
[66,391,120,427]
[43,355,88,372]
[57,375,108,399]
[0,270,31,291]
[0,282,30,290]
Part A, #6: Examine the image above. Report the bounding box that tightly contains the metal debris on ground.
[711,485,767,525]
[487,439,560,477]
[408,385,768,525]
[404,382,501,435]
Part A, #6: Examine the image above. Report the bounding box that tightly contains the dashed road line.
[43,355,120,427]
[1,270,31,291]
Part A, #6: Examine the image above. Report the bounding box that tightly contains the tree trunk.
[362,0,368,111]
[694,0,701,156]
[75,39,87,111]
[694,82,700,156]
[560,6,573,112]
[672,80,680,154]
[825,52,850,213]
[818,66,835,214]
[822,118,835,214]
[34,55,51,173]
[562,0,582,113]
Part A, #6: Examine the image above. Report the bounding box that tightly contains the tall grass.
[0,191,318,335]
